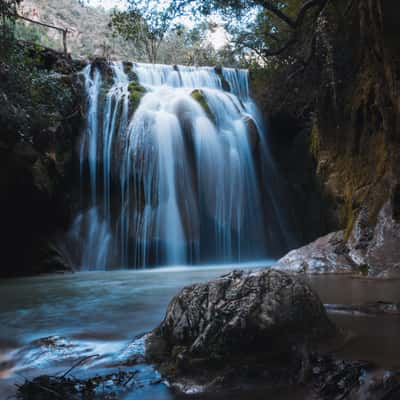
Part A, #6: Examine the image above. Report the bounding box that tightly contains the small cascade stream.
[68,62,293,269]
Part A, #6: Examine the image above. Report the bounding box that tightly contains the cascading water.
[68,61,294,269]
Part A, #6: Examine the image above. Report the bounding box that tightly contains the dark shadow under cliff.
[0,43,85,277]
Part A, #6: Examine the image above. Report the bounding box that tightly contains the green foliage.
[344,207,354,241]
[10,0,248,66]
[111,0,184,63]
[15,0,145,59]
[158,22,238,67]
[310,122,320,158]
[128,80,145,110]
[165,0,328,67]
[14,20,58,48]
[0,0,22,55]
[0,43,76,146]
[359,264,369,276]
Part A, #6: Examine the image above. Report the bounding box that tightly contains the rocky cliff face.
[0,43,85,277]
[252,0,400,276]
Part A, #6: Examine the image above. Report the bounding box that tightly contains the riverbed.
[1,264,400,399]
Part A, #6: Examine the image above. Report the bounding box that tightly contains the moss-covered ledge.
[190,89,215,123]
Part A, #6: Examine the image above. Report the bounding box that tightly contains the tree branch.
[294,0,329,27]
[259,0,330,59]
[259,0,329,30]
[260,0,296,28]
[11,12,71,33]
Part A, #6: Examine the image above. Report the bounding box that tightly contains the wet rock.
[392,183,400,222]
[128,81,146,112]
[276,201,400,277]
[122,61,138,81]
[309,355,400,400]
[348,201,400,276]
[91,57,114,85]
[154,269,333,355]
[21,43,85,74]
[244,116,260,153]
[214,65,230,92]
[276,231,357,274]
[17,370,140,400]
[347,206,375,266]
[190,89,215,122]
[146,269,335,390]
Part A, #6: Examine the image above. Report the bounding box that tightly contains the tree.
[158,21,228,66]
[174,0,333,65]
[111,0,186,63]
[0,0,21,43]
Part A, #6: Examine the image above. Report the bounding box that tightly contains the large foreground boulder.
[146,269,335,392]
[155,269,333,355]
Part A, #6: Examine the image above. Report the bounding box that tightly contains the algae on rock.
[190,89,215,123]
[128,81,146,112]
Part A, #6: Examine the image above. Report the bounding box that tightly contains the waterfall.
[68,61,293,269]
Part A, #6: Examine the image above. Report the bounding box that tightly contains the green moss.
[310,122,320,158]
[191,89,215,123]
[359,264,369,276]
[128,81,145,111]
[344,208,354,241]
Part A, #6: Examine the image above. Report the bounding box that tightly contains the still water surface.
[1,264,400,398]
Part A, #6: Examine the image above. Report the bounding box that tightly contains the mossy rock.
[214,65,231,92]
[310,122,320,158]
[358,264,369,276]
[32,157,57,196]
[244,116,260,153]
[191,89,215,123]
[128,81,146,112]
[344,208,355,241]
[123,61,138,81]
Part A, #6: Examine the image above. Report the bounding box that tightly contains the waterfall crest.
[68,62,292,269]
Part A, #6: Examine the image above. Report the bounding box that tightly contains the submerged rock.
[325,301,400,316]
[146,269,335,390]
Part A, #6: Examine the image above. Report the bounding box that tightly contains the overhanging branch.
[259,0,330,59]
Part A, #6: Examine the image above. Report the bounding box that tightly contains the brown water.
[0,267,400,399]
[306,275,400,369]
